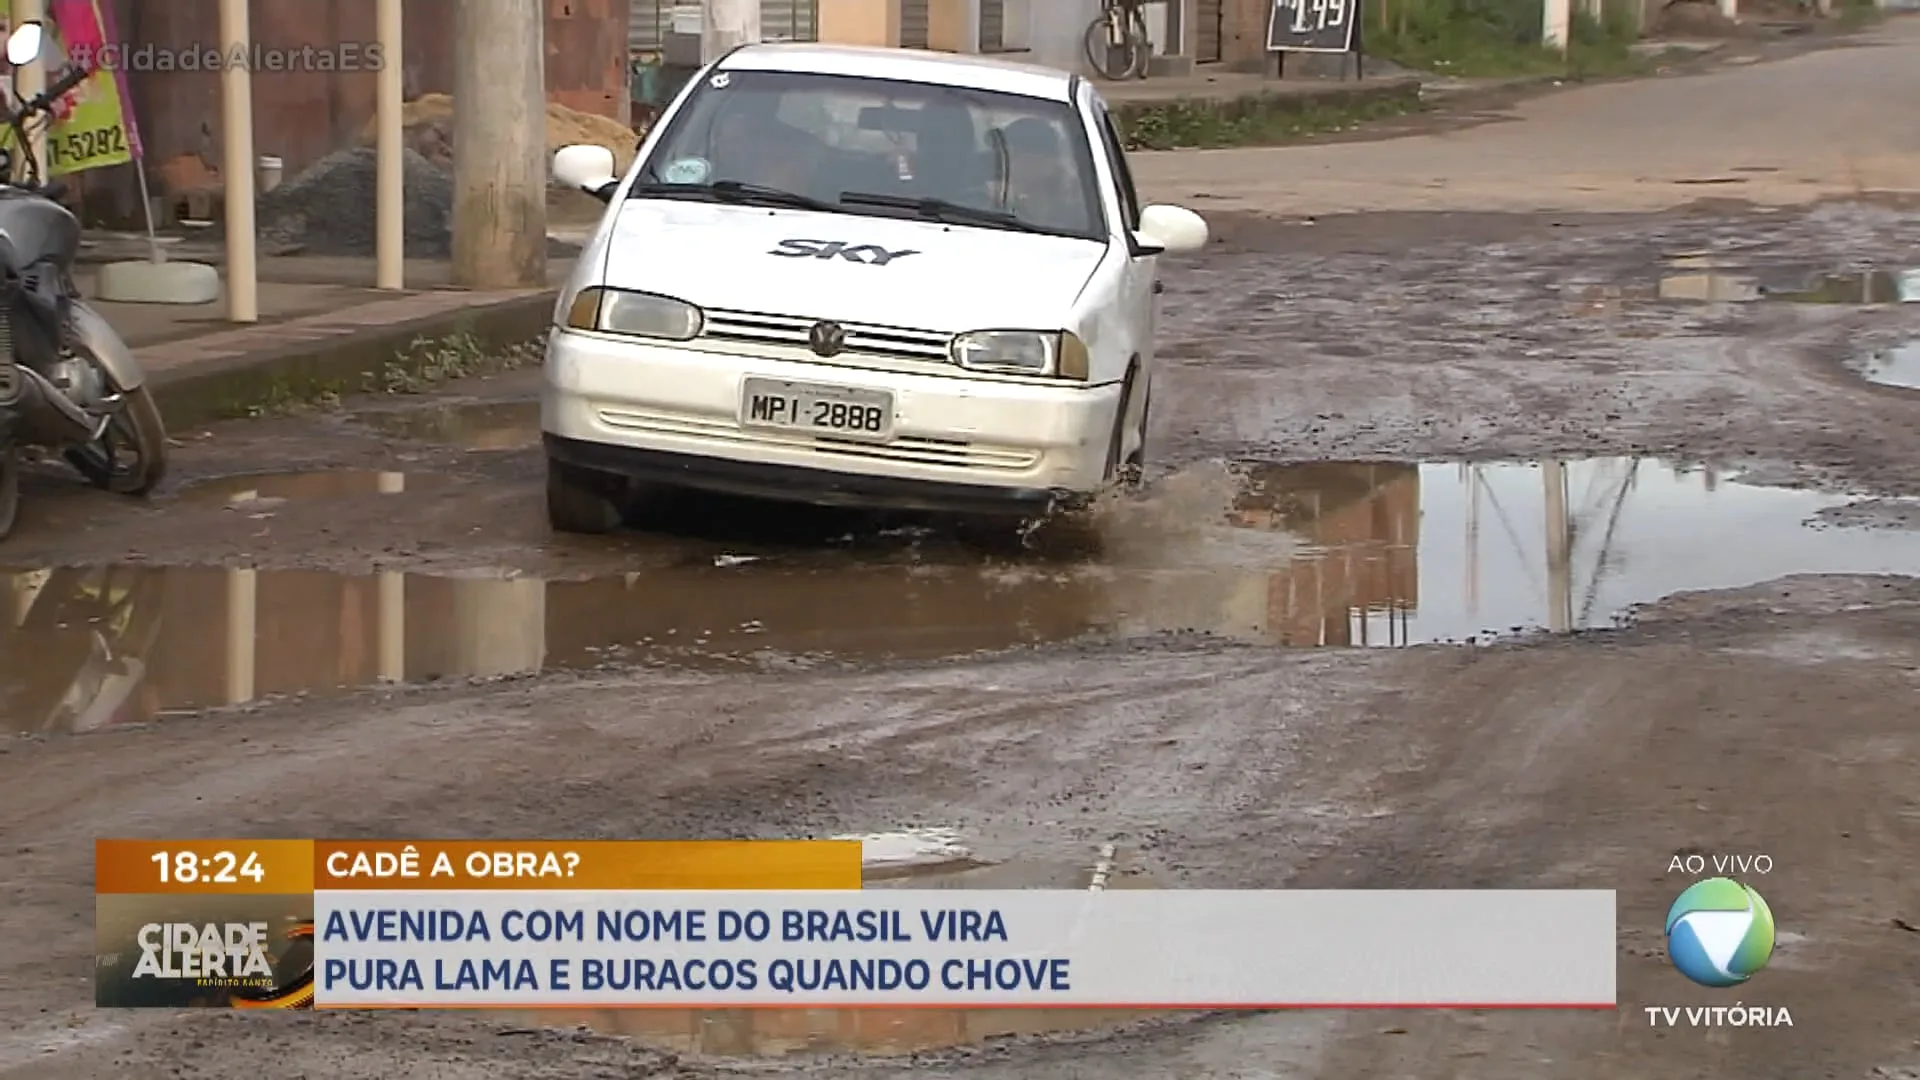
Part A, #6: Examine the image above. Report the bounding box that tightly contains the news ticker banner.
[95,840,1617,1010]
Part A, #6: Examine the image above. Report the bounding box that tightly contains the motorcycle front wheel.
[65,377,168,497]
[0,443,17,539]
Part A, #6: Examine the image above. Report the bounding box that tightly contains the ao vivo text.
[1666,853,1773,875]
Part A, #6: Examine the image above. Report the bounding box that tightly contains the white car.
[542,42,1208,533]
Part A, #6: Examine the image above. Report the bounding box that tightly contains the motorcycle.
[0,20,168,540]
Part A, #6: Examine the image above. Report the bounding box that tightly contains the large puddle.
[1650,261,1920,304]
[1848,342,1920,391]
[6,457,1918,733]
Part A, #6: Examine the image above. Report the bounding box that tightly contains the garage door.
[1196,0,1222,62]
[900,0,930,48]
[978,0,1006,51]
[630,0,667,51]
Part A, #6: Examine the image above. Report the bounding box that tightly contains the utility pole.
[701,0,761,64]
[1541,0,1570,51]
[217,0,257,321]
[451,0,546,289]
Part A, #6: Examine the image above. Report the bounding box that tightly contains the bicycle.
[1082,0,1151,81]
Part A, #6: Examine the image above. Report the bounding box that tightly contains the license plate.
[740,378,893,440]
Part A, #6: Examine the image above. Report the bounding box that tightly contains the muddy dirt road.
[5,25,1920,1080]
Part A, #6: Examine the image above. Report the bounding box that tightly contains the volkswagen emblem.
[808,321,846,358]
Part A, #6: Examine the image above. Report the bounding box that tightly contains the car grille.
[596,406,1039,472]
[701,308,952,362]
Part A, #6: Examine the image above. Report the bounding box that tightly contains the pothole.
[8,458,1919,732]
[520,836,1169,1058]
[1846,342,1920,391]
[178,469,452,507]
[351,400,540,451]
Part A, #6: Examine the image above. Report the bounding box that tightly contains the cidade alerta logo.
[1665,877,1775,988]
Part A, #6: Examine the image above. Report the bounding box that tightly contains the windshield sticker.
[660,157,711,184]
[709,72,731,89]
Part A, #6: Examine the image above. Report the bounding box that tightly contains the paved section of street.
[1134,18,1920,213]
[2,22,1918,1080]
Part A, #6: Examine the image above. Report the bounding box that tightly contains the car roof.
[716,43,1079,103]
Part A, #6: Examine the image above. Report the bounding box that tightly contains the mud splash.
[350,401,540,451]
[6,458,1919,733]
[1847,342,1920,391]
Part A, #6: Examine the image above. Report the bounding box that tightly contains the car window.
[1092,103,1141,231]
[635,69,1108,241]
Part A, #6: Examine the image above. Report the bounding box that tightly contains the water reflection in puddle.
[1847,342,1920,391]
[7,457,1919,733]
[1653,266,1920,304]
[351,401,540,451]
[180,470,450,506]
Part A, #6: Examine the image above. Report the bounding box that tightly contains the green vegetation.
[1114,83,1424,150]
[192,332,548,422]
[1366,0,1651,77]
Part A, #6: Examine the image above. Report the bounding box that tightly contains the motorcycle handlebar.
[9,65,88,127]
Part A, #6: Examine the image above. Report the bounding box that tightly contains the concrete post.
[375,0,404,290]
[451,0,548,289]
[702,0,762,63]
[217,0,258,321]
[1718,0,1737,20]
[9,0,44,173]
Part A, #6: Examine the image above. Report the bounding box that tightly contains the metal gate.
[978,0,1006,51]
[899,0,930,48]
[627,1,819,52]
[1196,0,1222,62]
[761,0,818,41]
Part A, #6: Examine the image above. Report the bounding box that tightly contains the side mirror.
[1134,204,1208,255]
[5,20,43,66]
[553,144,618,203]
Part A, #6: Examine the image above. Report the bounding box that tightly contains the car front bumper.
[540,329,1122,514]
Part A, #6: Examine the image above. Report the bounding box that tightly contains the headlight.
[948,330,1090,381]
[563,287,703,341]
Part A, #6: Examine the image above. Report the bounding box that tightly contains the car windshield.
[631,68,1108,241]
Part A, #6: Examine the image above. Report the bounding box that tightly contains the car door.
[1089,97,1158,460]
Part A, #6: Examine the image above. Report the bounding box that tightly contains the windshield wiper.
[630,179,834,212]
[838,191,1059,236]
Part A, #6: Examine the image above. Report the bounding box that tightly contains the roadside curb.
[147,291,557,429]
[1113,78,1424,149]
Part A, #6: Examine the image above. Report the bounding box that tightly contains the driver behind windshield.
[709,106,821,192]
[994,118,1085,234]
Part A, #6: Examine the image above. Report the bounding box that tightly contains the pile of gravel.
[214,145,579,260]
[237,146,456,258]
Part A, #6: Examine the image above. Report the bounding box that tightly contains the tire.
[0,444,18,540]
[65,382,168,496]
[1104,367,1145,489]
[546,456,625,535]
[1083,11,1150,81]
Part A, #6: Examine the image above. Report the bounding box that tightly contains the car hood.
[595,199,1108,332]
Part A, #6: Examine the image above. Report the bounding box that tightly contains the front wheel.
[0,444,18,539]
[546,457,626,535]
[1083,10,1151,81]
[66,383,168,496]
